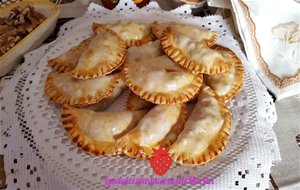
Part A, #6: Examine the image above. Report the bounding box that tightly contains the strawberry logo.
[149,148,172,176]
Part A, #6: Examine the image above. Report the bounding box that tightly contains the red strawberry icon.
[149,148,172,176]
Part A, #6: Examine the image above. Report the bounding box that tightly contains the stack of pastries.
[45,21,244,166]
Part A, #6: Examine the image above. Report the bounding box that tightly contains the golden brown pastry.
[117,104,187,159]
[204,45,244,101]
[71,27,126,79]
[92,21,155,47]
[127,91,154,111]
[47,36,94,73]
[84,80,127,111]
[126,40,163,63]
[44,72,121,106]
[124,55,203,104]
[161,27,232,75]
[61,106,148,156]
[151,21,217,46]
[169,86,231,165]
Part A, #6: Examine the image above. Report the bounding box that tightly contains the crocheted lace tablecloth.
[0,1,281,189]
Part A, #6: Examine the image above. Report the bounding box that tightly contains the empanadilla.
[92,21,155,47]
[117,104,187,159]
[44,72,121,106]
[126,40,163,63]
[61,106,148,156]
[150,21,217,46]
[84,80,127,111]
[161,27,232,75]
[71,27,126,79]
[204,45,244,101]
[127,91,154,111]
[48,36,93,73]
[124,55,203,104]
[169,86,231,166]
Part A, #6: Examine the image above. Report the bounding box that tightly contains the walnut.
[0,4,46,56]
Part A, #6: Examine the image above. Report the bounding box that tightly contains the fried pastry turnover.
[61,106,148,156]
[127,91,154,111]
[92,21,154,47]
[126,40,163,63]
[204,45,244,101]
[47,36,93,73]
[124,55,203,104]
[150,21,217,46]
[169,86,231,165]
[161,27,232,75]
[117,104,187,159]
[44,72,121,106]
[84,80,127,111]
[71,27,126,79]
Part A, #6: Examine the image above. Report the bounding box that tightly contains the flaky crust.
[161,27,232,75]
[70,27,126,79]
[123,61,203,105]
[117,104,188,159]
[44,72,122,106]
[82,80,127,111]
[61,106,148,156]
[150,21,217,47]
[150,21,163,39]
[169,86,231,166]
[125,34,156,47]
[92,23,156,47]
[47,36,94,73]
[127,91,154,111]
[204,45,245,101]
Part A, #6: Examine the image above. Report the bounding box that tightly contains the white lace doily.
[0,1,281,189]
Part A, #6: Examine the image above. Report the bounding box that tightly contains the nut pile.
[0,5,46,56]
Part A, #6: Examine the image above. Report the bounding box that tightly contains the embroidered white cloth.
[231,0,300,100]
[0,1,280,189]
